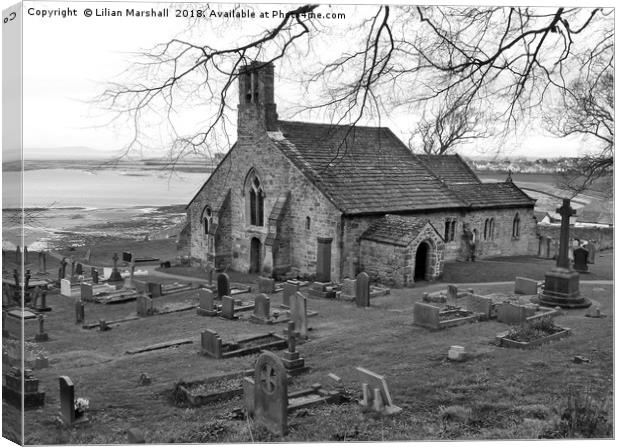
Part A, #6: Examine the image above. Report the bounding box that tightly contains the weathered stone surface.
[217,273,231,299]
[514,277,538,295]
[355,272,370,307]
[258,276,275,294]
[221,296,236,319]
[573,247,589,272]
[356,366,401,415]
[136,295,154,317]
[462,294,493,319]
[496,302,536,325]
[251,294,272,323]
[201,330,223,358]
[341,278,356,301]
[413,302,440,329]
[59,376,75,425]
[281,282,299,307]
[253,351,288,436]
[290,292,308,339]
[447,285,458,306]
[197,288,216,316]
[60,279,72,297]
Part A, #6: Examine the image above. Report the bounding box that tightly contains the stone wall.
[359,240,408,286]
[187,114,342,280]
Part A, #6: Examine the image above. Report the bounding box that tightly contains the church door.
[414,242,429,281]
[250,237,262,273]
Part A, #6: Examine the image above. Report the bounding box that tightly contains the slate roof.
[360,215,439,247]
[415,154,481,185]
[269,121,464,214]
[448,182,536,208]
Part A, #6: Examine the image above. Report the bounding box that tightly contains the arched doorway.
[414,241,430,281]
[250,238,262,273]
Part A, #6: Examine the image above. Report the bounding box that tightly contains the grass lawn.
[3,278,613,443]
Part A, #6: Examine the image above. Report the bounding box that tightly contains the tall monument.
[538,199,591,308]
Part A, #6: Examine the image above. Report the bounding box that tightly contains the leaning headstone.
[197,289,217,316]
[217,273,230,299]
[60,279,72,297]
[573,247,589,273]
[413,302,440,330]
[355,272,370,307]
[447,285,458,306]
[514,277,538,295]
[290,292,308,339]
[253,351,288,436]
[356,367,402,415]
[282,282,299,307]
[221,296,236,320]
[341,278,357,301]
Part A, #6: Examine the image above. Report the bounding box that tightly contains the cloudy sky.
[3,1,613,161]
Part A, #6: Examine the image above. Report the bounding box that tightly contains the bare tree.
[408,94,489,154]
[98,5,613,166]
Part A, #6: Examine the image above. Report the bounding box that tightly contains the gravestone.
[496,302,537,325]
[122,251,133,263]
[80,283,93,301]
[356,367,402,415]
[75,263,83,276]
[514,277,538,295]
[24,247,29,264]
[221,296,236,319]
[259,276,275,294]
[253,351,288,436]
[585,241,596,264]
[136,295,154,317]
[3,367,45,409]
[201,330,223,358]
[573,247,589,273]
[251,294,272,324]
[447,285,458,306]
[147,282,162,298]
[75,300,85,324]
[38,251,47,273]
[217,273,231,299]
[197,289,217,316]
[290,292,308,339]
[316,237,332,282]
[60,258,67,279]
[59,376,76,425]
[282,282,299,307]
[92,268,99,284]
[462,294,493,320]
[281,321,307,375]
[83,247,92,263]
[35,314,49,342]
[355,272,370,307]
[539,199,591,308]
[341,278,357,301]
[60,279,72,297]
[448,345,467,362]
[108,253,123,282]
[33,288,51,312]
[413,302,440,329]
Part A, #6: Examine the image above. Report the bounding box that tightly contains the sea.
[2,168,208,250]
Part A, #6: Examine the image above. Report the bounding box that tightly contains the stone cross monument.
[539,199,591,308]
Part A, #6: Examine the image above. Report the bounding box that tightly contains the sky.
[0,1,615,161]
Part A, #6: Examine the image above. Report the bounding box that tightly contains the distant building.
[186,61,538,286]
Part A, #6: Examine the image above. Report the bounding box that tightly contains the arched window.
[483,219,489,240]
[444,218,457,242]
[246,171,264,226]
[202,206,213,235]
[306,216,311,230]
[489,218,495,240]
[512,213,520,238]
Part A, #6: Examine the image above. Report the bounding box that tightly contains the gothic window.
[306,216,311,230]
[484,219,489,240]
[512,213,520,238]
[489,218,495,240]
[246,171,264,226]
[202,206,213,235]
[444,218,457,242]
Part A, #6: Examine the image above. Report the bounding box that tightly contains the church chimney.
[237,61,278,136]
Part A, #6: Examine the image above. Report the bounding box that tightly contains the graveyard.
[1,236,614,442]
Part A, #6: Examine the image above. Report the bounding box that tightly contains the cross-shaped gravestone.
[112,253,119,269]
[556,198,576,269]
[253,351,288,436]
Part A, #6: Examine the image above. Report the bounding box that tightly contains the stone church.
[187,61,538,286]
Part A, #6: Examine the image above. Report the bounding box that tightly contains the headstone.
[200,329,223,358]
[3,367,45,409]
[281,321,307,375]
[282,282,299,307]
[217,273,230,299]
[355,272,370,307]
[60,258,67,279]
[447,285,458,306]
[573,247,589,273]
[83,247,92,263]
[33,289,51,312]
[24,246,29,264]
[122,251,133,263]
[197,289,217,316]
[584,241,596,264]
[35,314,49,342]
[80,283,93,301]
[462,294,493,320]
[221,296,236,319]
[109,253,123,282]
[496,302,536,325]
[60,279,72,297]
[413,302,440,329]
[316,237,333,282]
[253,351,288,436]
[448,345,467,362]
[259,276,275,294]
[290,292,309,339]
[514,277,538,295]
[136,295,153,317]
[251,294,271,323]
[341,278,357,301]
[75,263,83,276]
[356,367,401,415]
[59,376,75,425]
[99,319,110,331]
[92,268,99,284]
[147,282,162,298]
[75,300,85,324]
[70,260,76,278]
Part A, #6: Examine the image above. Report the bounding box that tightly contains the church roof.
[447,182,536,208]
[415,154,481,185]
[360,215,440,246]
[269,121,464,214]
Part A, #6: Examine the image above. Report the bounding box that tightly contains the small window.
[444,218,457,242]
[306,216,311,230]
[489,218,495,240]
[512,213,520,238]
[483,219,488,240]
[202,206,213,235]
